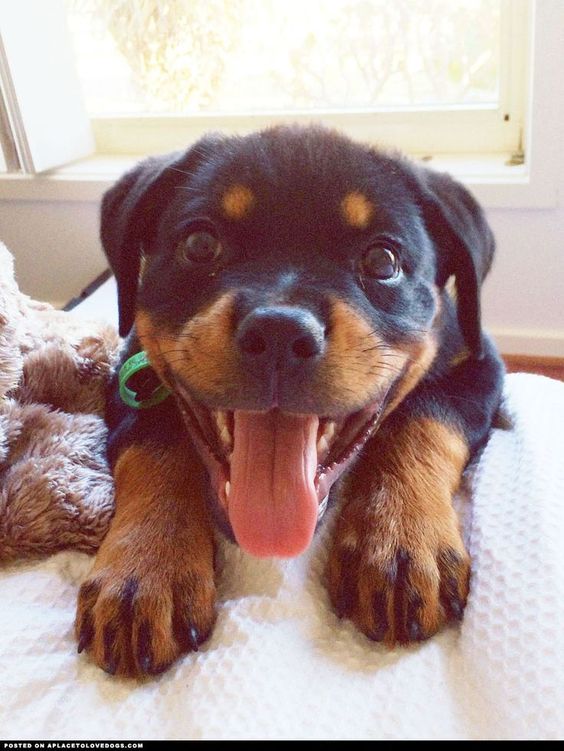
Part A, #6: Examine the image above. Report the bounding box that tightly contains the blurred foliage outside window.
[66,0,501,116]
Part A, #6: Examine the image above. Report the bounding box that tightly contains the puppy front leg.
[326,346,503,644]
[75,438,216,676]
[327,417,470,643]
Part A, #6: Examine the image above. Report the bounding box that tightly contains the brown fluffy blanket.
[0,242,119,562]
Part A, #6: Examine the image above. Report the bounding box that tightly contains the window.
[0,0,530,171]
[69,0,505,114]
[0,0,93,173]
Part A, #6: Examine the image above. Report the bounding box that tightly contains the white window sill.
[0,151,557,210]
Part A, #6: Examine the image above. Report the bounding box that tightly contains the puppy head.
[101,125,494,557]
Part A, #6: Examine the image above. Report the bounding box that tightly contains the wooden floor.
[503,355,564,381]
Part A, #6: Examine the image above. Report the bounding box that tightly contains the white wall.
[484,202,564,355]
[0,199,105,308]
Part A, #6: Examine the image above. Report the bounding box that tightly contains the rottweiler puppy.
[76,125,504,676]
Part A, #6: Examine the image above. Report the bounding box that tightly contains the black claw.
[103,623,117,674]
[171,592,204,654]
[440,570,465,622]
[408,619,424,642]
[136,620,153,674]
[174,619,205,654]
[119,578,138,613]
[369,590,388,642]
[335,547,358,618]
[118,577,138,656]
[405,593,424,642]
[77,631,91,654]
[447,596,464,621]
[392,548,411,644]
[77,615,94,654]
[188,626,200,652]
[104,657,117,676]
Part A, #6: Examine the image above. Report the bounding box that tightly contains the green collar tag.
[118,351,171,409]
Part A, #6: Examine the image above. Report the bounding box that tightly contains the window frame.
[0,0,559,213]
[87,0,529,160]
[0,0,530,169]
[92,105,522,160]
[0,0,94,174]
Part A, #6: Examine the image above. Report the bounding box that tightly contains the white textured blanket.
[1,373,563,741]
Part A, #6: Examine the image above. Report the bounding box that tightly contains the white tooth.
[214,410,233,450]
[317,435,329,456]
[318,494,329,520]
[225,481,231,498]
[215,410,228,431]
[220,425,232,449]
[323,420,336,443]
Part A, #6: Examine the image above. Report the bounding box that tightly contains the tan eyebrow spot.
[341,191,374,228]
[221,184,255,220]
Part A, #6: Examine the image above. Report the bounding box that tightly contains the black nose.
[237,306,326,365]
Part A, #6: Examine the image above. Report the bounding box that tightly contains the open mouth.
[173,384,393,559]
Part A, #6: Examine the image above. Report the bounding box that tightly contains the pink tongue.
[228,410,319,558]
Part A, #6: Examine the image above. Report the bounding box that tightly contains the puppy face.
[102,126,493,557]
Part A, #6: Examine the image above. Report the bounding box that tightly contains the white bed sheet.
[1,373,563,740]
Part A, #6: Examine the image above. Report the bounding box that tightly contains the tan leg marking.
[75,440,216,676]
[326,418,470,644]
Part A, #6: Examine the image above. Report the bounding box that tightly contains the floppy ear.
[100,137,221,336]
[412,166,495,358]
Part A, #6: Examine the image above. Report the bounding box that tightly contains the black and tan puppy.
[76,125,504,676]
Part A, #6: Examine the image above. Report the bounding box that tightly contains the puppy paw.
[75,549,216,677]
[326,507,470,645]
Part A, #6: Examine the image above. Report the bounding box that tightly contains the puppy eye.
[178,230,222,264]
[361,244,400,280]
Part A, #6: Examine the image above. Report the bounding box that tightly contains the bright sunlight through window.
[67,0,502,116]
